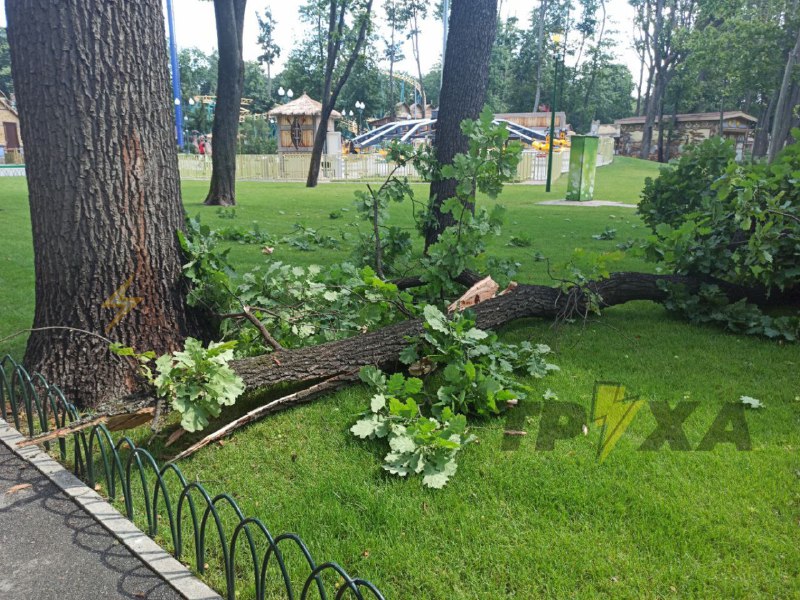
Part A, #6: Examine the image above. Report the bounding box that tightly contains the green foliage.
[352,306,557,487]
[401,305,559,417]
[642,135,800,340]
[110,339,245,433]
[592,227,617,240]
[644,135,800,291]
[281,223,340,251]
[420,108,523,296]
[233,262,414,353]
[638,137,735,231]
[153,338,244,432]
[661,282,799,342]
[178,217,236,311]
[351,367,475,489]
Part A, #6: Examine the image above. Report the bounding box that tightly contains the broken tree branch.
[170,372,358,461]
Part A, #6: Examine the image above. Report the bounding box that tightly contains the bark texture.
[6,0,196,407]
[231,272,788,391]
[424,0,498,249]
[767,24,800,163]
[204,0,247,206]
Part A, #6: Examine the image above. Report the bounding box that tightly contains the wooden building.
[0,94,22,162]
[494,111,568,132]
[615,111,757,160]
[267,94,341,153]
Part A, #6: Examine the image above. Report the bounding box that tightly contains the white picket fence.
[178,146,591,184]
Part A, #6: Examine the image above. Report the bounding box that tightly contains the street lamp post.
[278,87,294,104]
[545,33,563,193]
[166,0,183,148]
[355,100,365,133]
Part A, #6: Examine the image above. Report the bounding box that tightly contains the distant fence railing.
[0,355,385,600]
[179,145,610,185]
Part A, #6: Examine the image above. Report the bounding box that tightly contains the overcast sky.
[1,1,642,90]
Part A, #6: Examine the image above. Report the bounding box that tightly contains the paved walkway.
[0,438,184,600]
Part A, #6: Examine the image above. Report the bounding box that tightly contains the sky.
[0,1,642,91]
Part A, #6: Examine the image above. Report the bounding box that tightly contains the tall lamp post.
[545,32,563,193]
[355,100,365,133]
[278,87,294,104]
[166,0,183,148]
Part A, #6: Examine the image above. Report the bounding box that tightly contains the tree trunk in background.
[639,0,664,160]
[532,0,548,111]
[411,8,427,118]
[6,0,197,407]
[752,92,777,158]
[204,0,247,206]
[424,0,498,250]
[306,0,373,188]
[768,25,800,162]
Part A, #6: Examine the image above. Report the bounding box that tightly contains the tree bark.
[306,0,374,188]
[424,0,498,250]
[752,92,777,158]
[204,0,247,206]
[6,0,198,407]
[767,24,800,162]
[231,272,790,391]
[639,0,664,160]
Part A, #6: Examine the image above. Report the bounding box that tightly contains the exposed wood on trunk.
[6,0,198,408]
[16,407,156,448]
[447,276,500,312]
[768,24,800,162]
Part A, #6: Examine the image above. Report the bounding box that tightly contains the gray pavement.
[0,439,184,600]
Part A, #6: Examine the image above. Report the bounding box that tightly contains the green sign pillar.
[565,135,599,201]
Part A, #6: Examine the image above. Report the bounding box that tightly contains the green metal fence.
[0,354,385,600]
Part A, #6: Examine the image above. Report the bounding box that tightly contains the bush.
[638,137,735,231]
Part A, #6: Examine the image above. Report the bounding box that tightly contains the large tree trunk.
[424,0,498,250]
[6,0,197,407]
[204,0,247,206]
[767,24,800,162]
[753,92,777,158]
[231,272,793,390]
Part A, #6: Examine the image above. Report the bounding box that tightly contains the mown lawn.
[1,156,799,599]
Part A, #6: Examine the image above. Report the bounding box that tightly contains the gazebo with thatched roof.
[268,93,342,154]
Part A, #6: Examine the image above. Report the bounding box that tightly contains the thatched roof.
[268,93,342,118]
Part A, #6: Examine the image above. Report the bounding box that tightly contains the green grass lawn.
[2,156,799,599]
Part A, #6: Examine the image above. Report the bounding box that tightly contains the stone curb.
[0,419,222,600]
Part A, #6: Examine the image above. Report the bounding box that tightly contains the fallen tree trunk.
[231,272,793,390]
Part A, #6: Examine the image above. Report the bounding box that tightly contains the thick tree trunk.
[231,272,789,391]
[768,25,800,162]
[6,0,197,407]
[204,0,247,206]
[424,0,498,250]
[753,92,777,158]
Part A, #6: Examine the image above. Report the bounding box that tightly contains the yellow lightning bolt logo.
[591,382,645,463]
[102,276,142,333]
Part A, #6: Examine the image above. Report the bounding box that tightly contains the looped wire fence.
[0,354,386,600]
